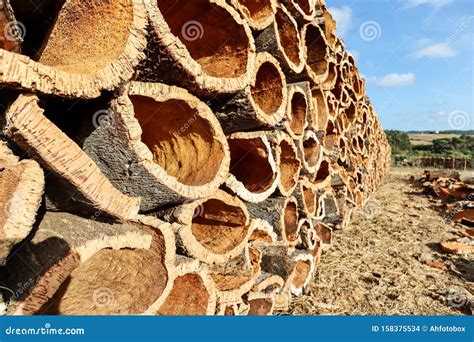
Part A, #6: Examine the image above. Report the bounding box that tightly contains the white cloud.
[413,43,457,58]
[404,0,454,9]
[368,73,416,87]
[328,6,352,36]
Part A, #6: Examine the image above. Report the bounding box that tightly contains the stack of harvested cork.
[0,0,390,315]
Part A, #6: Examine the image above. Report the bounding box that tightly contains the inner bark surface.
[275,7,301,67]
[289,92,307,136]
[191,199,248,254]
[41,229,169,315]
[284,201,298,241]
[229,138,276,193]
[248,297,273,315]
[156,273,210,315]
[278,140,300,192]
[303,136,321,168]
[292,259,311,288]
[39,0,132,74]
[239,0,274,22]
[251,61,284,116]
[131,95,224,186]
[157,0,249,78]
[305,25,327,77]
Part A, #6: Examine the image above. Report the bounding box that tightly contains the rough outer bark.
[3,94,140,220]
[225,131,279,203]
[255,4,305,75]
[256,243,295,282]
[229,0,277,31]
[246,196,300,245]
[139,0,255,97]
[156,190,251,265]
[210,246,262,304]
[266,131,301,196]
[0,142,44,265]
[81,82,230,211]
[321,57,338,91]
[4,213,164,315]
[0,0,147,98]
[0,0,21,52]
[212,52,288,134]
[146,256,217,316]
[319,190,340,227]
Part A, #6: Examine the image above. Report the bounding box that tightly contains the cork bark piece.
[213,52,288,134]
[255,4,305,75]
[0,142,44,265]
[158,190,251,265]
[82,82,230,211]
[210,246,262,304]
[5,213,167,315]
[229,0,277,31]
[140,0,255,96]
[247,196,300,246]
[225,131,279,203]
[0,0,147,98]
[147,257,217,316]
[267,131,302,196]
[3,94,140,220]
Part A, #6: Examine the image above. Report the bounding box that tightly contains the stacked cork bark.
[0,0,390,315]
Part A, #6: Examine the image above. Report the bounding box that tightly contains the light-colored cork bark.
[255,4,305,74]
[0,0,147,98]
[147,257,217,316]
[157,190,251,265]
[140,0,256,96]
[81,82,230,211]
[225,131,279,203]
[213,52,288,134]
[0,142,44,265]
[229,0,277,31]
[3,94,140,220]
[5,213,166,315]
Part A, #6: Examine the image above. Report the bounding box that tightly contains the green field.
[409,133,462,146]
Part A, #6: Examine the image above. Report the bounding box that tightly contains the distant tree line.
[385,130,473,159]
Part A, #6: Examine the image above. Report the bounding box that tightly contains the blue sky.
[327,0,473,131]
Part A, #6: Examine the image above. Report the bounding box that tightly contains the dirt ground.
[289,167,474,315]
